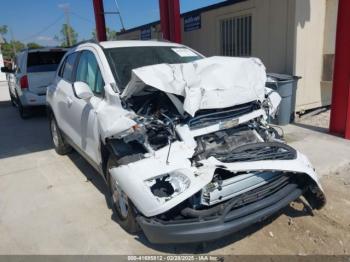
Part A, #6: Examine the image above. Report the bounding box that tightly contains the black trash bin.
[266,73,301,126]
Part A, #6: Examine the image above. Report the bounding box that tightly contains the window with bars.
[220,15,252,57]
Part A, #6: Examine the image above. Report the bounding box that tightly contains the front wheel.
[107,157,140,234]
[49,114,72,155]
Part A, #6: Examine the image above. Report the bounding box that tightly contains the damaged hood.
[121,56,267,116]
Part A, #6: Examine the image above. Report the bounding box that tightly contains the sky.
[0,0,224,46]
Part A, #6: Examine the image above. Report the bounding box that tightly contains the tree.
[92,27,118,41]
[55,23,78,47]
[1,41,25,59]
[27,42,43,49]
[0,25,8,37]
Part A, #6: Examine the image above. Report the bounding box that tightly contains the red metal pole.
[329,0,350,139]
[168,0,182,43]
[159,0,181,43]
[93,0,107,42]
[159,0,170,40]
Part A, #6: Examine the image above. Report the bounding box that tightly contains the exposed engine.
[127,91,182,150]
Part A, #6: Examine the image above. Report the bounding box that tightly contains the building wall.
[118,0,295,74]
[320,0,338,108]
[181,0,295,75]
[118,0,337,112]
[292,0,327,111]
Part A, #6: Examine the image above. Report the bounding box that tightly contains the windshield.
[27,51,66,73]
[104,46,203,89]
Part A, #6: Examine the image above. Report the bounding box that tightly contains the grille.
[188,102,259,130]
[215,142,297,163]
[229,174,291,210]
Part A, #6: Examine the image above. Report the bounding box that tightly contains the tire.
[107,156,140,234]
[49,113,72,155]
[17,96,29,119]
[9,88,16,107]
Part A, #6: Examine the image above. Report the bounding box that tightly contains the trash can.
[266,73,301,126]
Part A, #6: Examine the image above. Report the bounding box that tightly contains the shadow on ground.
[0,100,53,159]
[292,122,329,134]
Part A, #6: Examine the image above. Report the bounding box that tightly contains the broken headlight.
[145,172,191,202]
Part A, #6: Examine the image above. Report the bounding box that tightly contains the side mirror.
[73,81,94,100]
[1,67,15,73]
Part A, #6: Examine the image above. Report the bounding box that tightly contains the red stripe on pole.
[93,0,107,42]
[329,0,350,139]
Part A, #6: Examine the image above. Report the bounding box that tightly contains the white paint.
[171,48,199,57]
[122,56,267,116]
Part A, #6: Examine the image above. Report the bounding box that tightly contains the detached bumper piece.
[137,175,304,244]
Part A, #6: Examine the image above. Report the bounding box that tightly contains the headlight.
[145,171,191,202]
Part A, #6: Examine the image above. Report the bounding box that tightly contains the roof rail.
[69,39,101,48]
[19,46,67,52]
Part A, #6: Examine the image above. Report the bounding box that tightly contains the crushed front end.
[107,57,326,244]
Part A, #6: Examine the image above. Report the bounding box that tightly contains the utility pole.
[159,0,181,43]
[329,0,350,139]
[93,0,107,42]
[60,4,72,46]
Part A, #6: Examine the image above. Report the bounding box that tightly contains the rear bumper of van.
[20,90,46,106]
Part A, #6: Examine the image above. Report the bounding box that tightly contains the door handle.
[66,96,73,106]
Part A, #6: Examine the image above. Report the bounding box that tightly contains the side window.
[62,52,79,82]
[15,56,21,74]
[58,58,66,77]
[76,51,104,96]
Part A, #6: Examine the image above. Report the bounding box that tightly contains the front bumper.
[137,181,303,244]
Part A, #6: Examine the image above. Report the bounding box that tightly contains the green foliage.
[55,23,78,47]
[27,42,43,49]
[1,41,26,59]
[92,27,118,41]
[107,28,118,40]
[0,25,8,36]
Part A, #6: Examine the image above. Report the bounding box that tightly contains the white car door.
[54,52,80,139]
[68,50,105,164]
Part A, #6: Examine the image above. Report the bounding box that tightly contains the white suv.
[2,48,66,118]
[47,40,326,244]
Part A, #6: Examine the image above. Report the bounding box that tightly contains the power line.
[20,15,64,42]
[113,0,126,31]
[70,12,94,24]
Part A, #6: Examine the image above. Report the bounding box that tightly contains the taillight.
[20,75,29,89]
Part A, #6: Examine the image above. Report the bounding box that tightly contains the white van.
[1,48,67,118]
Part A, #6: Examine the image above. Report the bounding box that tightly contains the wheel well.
[46,105,54,118]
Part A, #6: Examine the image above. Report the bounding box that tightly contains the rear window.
[27,51,66,73]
